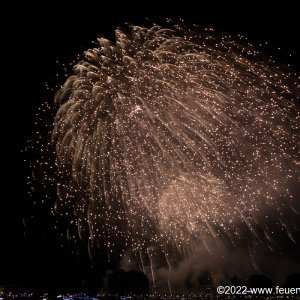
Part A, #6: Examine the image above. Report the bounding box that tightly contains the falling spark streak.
[164,251,172,294]
[38,22,300,279]
[148,248,156,288]
[139,250,146,274]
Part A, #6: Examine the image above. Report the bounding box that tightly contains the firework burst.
[49,22,300,282]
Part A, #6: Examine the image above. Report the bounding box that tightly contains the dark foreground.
[1,292,300,300]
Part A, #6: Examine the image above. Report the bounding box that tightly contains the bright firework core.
[52,23,299,286]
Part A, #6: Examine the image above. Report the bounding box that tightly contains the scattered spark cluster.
[31,23,300,273]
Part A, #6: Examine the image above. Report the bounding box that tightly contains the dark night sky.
[2,2,300,290]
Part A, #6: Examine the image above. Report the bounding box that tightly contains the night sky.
[2,2,300,291]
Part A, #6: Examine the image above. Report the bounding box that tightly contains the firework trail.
[51,22,299,281]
